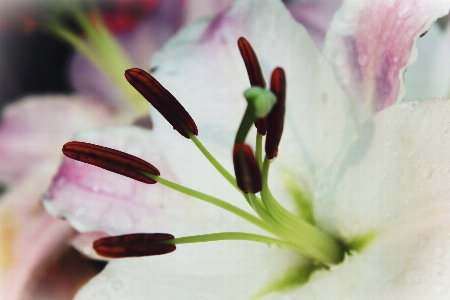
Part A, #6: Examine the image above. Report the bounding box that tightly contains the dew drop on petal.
[409,101,418,110]
[432,284,447,295]
[89,291,111,300]
[357,53,369,66]
[397,2,411,18]
[406,270,422,285]
[432,264,444,276]
[435,247,445,258]
[424,166,435,180]
[111,279,124,291]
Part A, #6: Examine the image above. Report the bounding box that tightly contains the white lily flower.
[43,0,450,299]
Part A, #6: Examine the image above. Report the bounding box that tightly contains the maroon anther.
[266,68,286,160]
[233,143,262,193]
[94,233,176,258]
[62,141,160,184]
[125,68,198,138]
[237,37,266,88]
[238,37,268,135]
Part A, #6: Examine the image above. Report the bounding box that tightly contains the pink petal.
[43,127,248,238]
[324,0,450,126]
[0,95,115,184]
[0,161,73,300]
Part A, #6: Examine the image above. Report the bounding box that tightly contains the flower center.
[62,36,376,295]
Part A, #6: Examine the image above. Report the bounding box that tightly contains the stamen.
[238,37,268,135]
[94,233,176,258]
[266,67,286,160]
[62,141,160,184]
[233,143,262,193]
[125,68,198,138]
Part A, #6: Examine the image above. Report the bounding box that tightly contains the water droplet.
[397,2,411,18]
[383,0,395,7]
[56,177,66,187]
[432,264,444,276]
[442,125,449,135]
[432,283,447,295]
[357,54,369,66]
[89,291,111,300]
[435,247,445,258]
[407,270,422,285]
[386,282,395,290]
[424,166,435,180]
[409,101,418,109]
[335,53,345,66]
[111,279,124,291]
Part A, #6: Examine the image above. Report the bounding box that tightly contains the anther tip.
[233,143,262,193]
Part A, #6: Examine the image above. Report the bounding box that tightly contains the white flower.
[44,0,450,298]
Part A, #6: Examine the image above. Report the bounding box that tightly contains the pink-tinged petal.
[0,95,115,184]
[43,127,255,238]
[286,0,342,49]
[151,0,355,199]
[75,241,304,299]
[324,0,450,126]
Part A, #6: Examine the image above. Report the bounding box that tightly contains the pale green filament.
[146,174,274,234]
[43,4,147,113]
[163,232,301,253]
[255,133,263,168]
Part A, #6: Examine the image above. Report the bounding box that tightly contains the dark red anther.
[233,143,262,193]
[94,233,176,258]
[266,68,286,160]
[238,37,268,135]
[238,37,266,88]
[125,68,198,138]
[62,141,160,184]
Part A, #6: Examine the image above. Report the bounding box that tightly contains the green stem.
[235,106,256,144]
[187,131,239,190]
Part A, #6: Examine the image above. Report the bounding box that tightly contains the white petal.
[75,242,304,300]
[281,204,450,299]
[315,98,450,241]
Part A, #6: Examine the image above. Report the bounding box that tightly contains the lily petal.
[43,126,255,237]
[324,0,450,126]
[315,99,450,242]
[0,95,114,184]
[283,204,450,299]
[75,241,304,300]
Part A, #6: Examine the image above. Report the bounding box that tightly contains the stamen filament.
[146,174,274,234]
[186,130,239,191]
[163,232,300,253]
[256,133,263,168]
